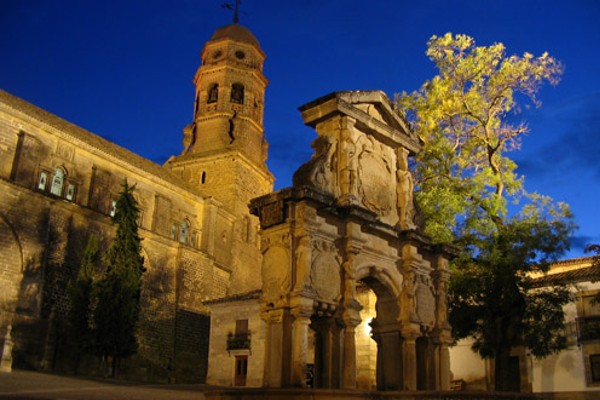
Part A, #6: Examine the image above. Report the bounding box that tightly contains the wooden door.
[234,355,248,386]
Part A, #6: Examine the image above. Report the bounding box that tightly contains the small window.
[109,200,117,217]
[50,167,65,196]
[38,171,48,190]
[66,183,76,201]
[201,171,207,184]
[231,83,244,104]
[179,220,189,243]
[591,355,600,382]
[207,84,218,104]
[236,319,249,335]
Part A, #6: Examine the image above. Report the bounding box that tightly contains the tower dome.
[210,24,261,50]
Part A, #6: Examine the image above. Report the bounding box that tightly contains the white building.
[450,256,600,398]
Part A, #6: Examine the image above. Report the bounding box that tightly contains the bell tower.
[165,22,274,215]
[165,23,274,294]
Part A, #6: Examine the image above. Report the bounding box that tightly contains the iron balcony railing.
[227,332,251,350]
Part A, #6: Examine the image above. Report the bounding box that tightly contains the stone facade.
[1,21,457,391]
[206,91,457,391]
[0,23,273,382]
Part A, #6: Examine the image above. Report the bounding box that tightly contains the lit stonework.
[0,22,272,382]
[206,91,457,391]
[165,23,273,294]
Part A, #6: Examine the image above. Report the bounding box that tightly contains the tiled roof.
[532,257,600,287]
[0,90,203,198]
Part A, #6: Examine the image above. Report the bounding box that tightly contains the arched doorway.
[359,276,403,390]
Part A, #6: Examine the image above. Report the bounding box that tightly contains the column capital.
[290,294,314,323]
[261,308,286,324]
[291,306,313,321]
[342,299,362,328]
[401,325,421,341]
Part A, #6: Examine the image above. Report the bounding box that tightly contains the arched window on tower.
[50,167,65,196]
[231,83,244,104]
[179,219,190,244]
[207,84,219,104]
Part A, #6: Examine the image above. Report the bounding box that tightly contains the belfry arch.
[251,91,457,391]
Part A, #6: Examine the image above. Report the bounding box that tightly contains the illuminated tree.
[397,33,575,391]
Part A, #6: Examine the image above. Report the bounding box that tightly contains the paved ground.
[0,370,210,399]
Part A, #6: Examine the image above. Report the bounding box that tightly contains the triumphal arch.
[250,91,456,391]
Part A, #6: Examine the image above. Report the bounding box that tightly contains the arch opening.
[358,276,403,391]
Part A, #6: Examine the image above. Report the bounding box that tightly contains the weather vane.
[222,0,245,24]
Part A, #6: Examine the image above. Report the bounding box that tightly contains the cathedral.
[0,22,273,382]
[0,21,455,390]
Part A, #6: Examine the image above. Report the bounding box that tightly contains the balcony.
[577,316,600,343]
[227,332,251,351]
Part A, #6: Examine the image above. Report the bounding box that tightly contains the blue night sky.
[1,0,599,257]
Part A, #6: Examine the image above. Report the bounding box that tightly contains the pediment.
[299,90,421,153]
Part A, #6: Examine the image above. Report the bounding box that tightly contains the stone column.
[439,341,451,390]
[290,305,313,387]
[340,242,362,389]
[402,331,418,390]
[342,312,361,389]
[312,317,337,388]
[261,309,285,387]
[331,320,343,389]
[432,255,452,390]
[374,329,403,390]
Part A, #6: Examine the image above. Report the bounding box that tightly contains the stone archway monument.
[250,91,457,391]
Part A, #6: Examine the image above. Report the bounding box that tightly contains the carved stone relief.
[56,143,74,161]
[339,129,360,203]
[260,201,285,228]
[396,148,417,230]
[262,245,290,303]
[310,240,341,303]
[292,135,337,195]
[415,274,436,329]
[357,137,395,216]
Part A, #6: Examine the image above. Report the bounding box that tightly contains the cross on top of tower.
[222,0,242,24]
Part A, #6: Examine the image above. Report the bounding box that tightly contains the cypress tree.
[93,180,145,376]
[68,234,98,372]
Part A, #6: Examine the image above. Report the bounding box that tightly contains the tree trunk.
[494,345,513,392]
[111,356,118,377]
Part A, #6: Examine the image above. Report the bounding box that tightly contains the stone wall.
[0,91,238,382]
